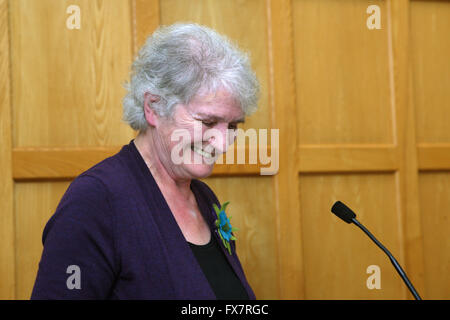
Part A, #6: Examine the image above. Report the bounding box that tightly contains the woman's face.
[153,90,245,180]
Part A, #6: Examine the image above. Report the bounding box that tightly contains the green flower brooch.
[213,201,238,255]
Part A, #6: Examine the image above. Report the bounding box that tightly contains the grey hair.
[122,22,260,132]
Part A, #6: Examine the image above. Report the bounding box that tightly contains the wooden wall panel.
[389,0,425,297]
[410,0,450,144]
[293,0,393,144]
[267,0,305,299]
[291,0,416,299]
[203,176,279,299]
[0,0,15,299]
[411,0,450,300]
[132,0,160,53]
[14,181,70,299]
[299,173,405,299]
[9,0,134,147]
[7,0,135,299]
[418,172,450,299]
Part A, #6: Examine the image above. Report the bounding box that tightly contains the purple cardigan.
[31,140,255,300]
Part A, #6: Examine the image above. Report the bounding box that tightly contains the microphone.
[331,201,422,300]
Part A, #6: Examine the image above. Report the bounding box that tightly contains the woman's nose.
[205,124,234,154]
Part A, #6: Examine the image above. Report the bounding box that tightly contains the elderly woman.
[31,23,259,299]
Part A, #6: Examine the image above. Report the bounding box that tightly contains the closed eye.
[228,123,238,130]
[202,121,217,127]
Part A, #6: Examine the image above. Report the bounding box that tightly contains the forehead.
[186,90,244,121]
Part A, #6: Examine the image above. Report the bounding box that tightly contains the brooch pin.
[213,201,238,255]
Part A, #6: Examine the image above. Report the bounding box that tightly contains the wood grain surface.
[1,0,449,299]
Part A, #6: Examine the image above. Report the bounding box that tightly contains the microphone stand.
[351,218,422,300]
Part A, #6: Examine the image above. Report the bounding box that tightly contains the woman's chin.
[184,162,215,179]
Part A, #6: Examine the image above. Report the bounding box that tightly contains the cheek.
[162,125,196,153]
[154,124,181,154]
[158,111,206,150]
[173,122,205,145]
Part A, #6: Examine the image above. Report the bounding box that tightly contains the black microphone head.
[331,201,356,224]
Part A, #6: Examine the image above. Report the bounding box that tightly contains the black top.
[188,235,249,300]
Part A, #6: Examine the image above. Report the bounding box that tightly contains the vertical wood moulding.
[267,0,305,299]
[0,0,15,299]
[388,0,425,299]
[132,0,160,56]
[131,0,137,56]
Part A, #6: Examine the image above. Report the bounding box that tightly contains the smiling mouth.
[191,144,215,159]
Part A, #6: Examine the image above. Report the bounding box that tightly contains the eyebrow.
[194,113,245,124]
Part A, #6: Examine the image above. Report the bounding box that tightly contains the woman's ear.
[143,92,161,127]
